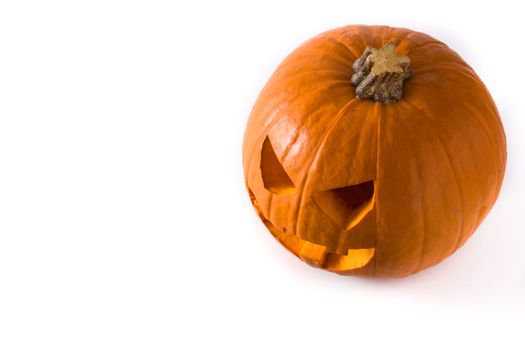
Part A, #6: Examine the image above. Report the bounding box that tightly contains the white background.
[0,0,523,349]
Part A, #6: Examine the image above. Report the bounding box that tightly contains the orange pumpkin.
[242,25,506,277]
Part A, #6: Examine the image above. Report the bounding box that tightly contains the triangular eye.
[260,136,297,195]
[312,181,375,229]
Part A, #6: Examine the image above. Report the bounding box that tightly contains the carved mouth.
[248,189,375,272]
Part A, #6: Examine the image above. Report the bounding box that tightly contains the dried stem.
[351,43,412,103]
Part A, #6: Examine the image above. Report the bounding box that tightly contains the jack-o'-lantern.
[242,25,506,277]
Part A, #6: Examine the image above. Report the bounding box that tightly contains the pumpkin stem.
[351,43,412,103]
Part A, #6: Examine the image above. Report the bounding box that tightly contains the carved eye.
[260,136,297,195]
[312,181,375,229]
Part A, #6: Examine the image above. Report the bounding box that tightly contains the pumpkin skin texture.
[242,25,506,277]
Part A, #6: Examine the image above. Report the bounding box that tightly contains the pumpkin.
[242,25,506,277]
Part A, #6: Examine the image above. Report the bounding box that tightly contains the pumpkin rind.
[243,25,507,277]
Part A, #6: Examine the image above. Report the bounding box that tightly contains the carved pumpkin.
[242,25,506,277]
